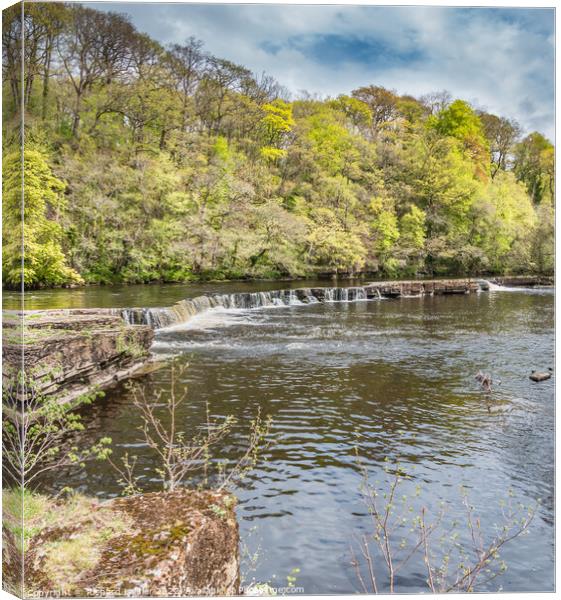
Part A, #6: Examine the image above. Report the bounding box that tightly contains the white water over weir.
[117,279,517,330]
[119,286,372,329]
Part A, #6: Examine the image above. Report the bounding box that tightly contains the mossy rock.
[23,489,240,597]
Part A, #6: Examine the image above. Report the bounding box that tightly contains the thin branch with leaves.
[351,457,537,594]
[2,369,109,489]
[104,359,273,495]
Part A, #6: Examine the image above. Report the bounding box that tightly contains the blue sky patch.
[279,34,425,69]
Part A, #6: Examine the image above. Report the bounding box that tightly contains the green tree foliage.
[513,132,554,204]
[2,147,83,288]
[329,95,372,132]
[471,172,536,272]
[2,2,553,288]
[351,85,399,138]
[397,205,426,273]
[531,200,555,274]
[307,208,367,275]
[433,100,490,178]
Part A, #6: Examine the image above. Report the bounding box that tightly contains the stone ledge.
[2,312,154,407]
[490,275,554,286]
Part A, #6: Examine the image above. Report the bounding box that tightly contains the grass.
[3,488,132,590]
[3,487,53,551]
[39,518,130,589]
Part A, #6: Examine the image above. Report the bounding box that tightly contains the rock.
[2,310,154,408]
[26,490,240,597]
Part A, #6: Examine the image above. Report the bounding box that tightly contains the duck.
[475,371,493,392]
[530,368,553,382]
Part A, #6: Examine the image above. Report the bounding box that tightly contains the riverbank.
[2,488,239,597]
[6,271,555,291]
[2,310,154,408]
[3,273,554,311]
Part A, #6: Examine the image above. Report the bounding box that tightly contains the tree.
[31,3,68,120]
[398,205,427,272]
[3,3,50,110]
[2,374,107,489]
[419,89,452,115]
[300,106,362,178]
[471,171,536,273]
[531,200,554,273]
[329,95,372,132]
[368,196,400,273]
[351,460,536,594]
[478,112,520,179]
[397,95,428,124]
[307,207,367,274]
[103,360,273,494]
[259,99,294,160]
[404,130,481,274]
[1,1,552,285]
[195,57,253,135]
[433,100,490,177]
[168,37,206,131]
[2,147,82,288]
[352,85,399,137]
[57,6,135,136]
[514,132,554,204]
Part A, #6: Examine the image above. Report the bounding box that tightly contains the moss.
[3,326,76,345]
[41,530,104,584]
[38,514,131,591]
[110,523,191,559]
[115,327,148,359]
[209,503,228,519]
[2,489,126,553]
[12,491,132,595]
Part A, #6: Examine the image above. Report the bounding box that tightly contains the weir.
[118,279,491,330]
[115,276,553,331]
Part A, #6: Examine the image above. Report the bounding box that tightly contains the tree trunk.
[72,92,82,136]
[41,42,53,120]
[10,78,20,109]
[159,127,167,150]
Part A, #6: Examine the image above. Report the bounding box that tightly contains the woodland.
[2,3,555,288]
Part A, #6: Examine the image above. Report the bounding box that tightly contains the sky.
[84,2,555,140]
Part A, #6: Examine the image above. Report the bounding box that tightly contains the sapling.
[351,456,536,594]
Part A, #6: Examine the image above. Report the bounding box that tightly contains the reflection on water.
[40,288,554,593]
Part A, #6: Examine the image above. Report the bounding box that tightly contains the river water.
[28,282,553,594]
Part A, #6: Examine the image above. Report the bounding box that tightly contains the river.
[19,281,554,594]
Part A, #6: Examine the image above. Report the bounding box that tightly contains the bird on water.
[475,371,493,392]
[530,368,553,382]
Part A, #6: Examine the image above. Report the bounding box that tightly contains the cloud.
[85,3,554,140]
